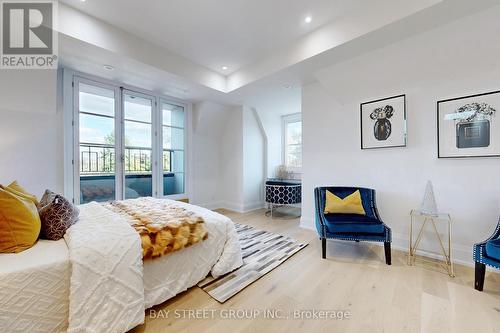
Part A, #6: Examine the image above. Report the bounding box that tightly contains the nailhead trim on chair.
[474,246,500,269]
[473,217,500,269]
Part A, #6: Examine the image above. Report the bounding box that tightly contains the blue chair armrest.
[474,217,500,269]
[314,187,327,238]
[369,189,382,222]
[475,218,500,248]
[490,218,500,240]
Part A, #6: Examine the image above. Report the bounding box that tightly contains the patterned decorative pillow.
[38,190,79,240]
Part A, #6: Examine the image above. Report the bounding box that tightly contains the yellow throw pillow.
[0,188,41,253]
[2,185,38,206]
[7,181,38,205]
[324,190,366,215]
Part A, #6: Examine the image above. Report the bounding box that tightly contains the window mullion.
[153,97,160,197]
[115,86,124,200]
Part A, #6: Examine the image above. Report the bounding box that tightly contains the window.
[78,83,117,203]
[74,76,187,204]
[282,114,302,169]
[123,91,154,199]
[162,102,185,195]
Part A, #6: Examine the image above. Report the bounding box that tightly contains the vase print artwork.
[370,105,394,141]
[453,102,496,148]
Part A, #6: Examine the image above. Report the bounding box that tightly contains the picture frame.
[437,90,500,158]
[360,94,407,149]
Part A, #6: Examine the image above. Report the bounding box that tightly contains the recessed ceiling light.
[80,0,86,2]
[304,16,312,24]
[222,66,228,71]
[103,64,114,71]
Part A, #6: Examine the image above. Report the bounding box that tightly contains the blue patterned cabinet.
[265,179,301,218]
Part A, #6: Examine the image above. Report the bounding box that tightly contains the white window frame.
[122,88,158,199]
[63,69,191,203]
[282,113,302,172]
[158,99,187,198]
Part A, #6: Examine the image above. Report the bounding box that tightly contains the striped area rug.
[198,223,308,303]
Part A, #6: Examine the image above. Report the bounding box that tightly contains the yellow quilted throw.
[104,198,208,259]
[324,190,366,215]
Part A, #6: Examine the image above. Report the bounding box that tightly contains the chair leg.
[474,262,486,291]
[384,242,391,265]
[321,238,326,259]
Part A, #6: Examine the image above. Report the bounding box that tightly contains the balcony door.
[76,80,120,204]
[74,76,187,204]
[161,101,185,196]
[122,90,156,199]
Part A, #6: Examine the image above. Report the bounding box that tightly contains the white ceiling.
[58,0,500,109]
[59,0,365,74]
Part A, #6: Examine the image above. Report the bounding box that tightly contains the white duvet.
[65,198,242,333]
[64,202,145,333]
[0,199,242,333]
[142,200,242,308]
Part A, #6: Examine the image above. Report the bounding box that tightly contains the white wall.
[300,6,500,265]
[192,103,267,213]
[243,107,265,211]
[0,70,61,197]
[220,106,244,211]
[252,87,301,177]
[191,101,266,212]
[190,101,231,208]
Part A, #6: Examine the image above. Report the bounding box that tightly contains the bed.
[0,199,243,333]
[0,239,70,333]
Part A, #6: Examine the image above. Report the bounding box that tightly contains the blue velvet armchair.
[314,187,392,265]
[473,217,500,291]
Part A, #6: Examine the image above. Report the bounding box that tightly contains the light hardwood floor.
[131,209,500,333]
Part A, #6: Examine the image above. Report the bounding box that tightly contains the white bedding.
[0,199,242,333]
[143,200,242,308]
[65,202,145,333]
[0,239,70,333]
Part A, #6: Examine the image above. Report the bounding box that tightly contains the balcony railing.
[79,143,172,175]
[79,144,182,203]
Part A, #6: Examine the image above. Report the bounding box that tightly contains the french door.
[75,79,121,204]
[74,77,185,204]
[122,90,156,199]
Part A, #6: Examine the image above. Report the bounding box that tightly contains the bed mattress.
[0,239,70,333]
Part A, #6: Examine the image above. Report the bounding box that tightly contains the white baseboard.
[196,201,225,211]
[197,201,265,214]
[300,217,315,231]
[390,232,474,267]
[242,201,266,213]
[222,201,245,213]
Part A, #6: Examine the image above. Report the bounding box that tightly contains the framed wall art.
[437,90,499,158]
[360,94,407,149]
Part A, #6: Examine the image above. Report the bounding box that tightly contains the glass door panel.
[78,82,117,204]
[123,92,154,199]
[161,102,185,195]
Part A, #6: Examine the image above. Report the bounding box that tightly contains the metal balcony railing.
[79,143,172,175]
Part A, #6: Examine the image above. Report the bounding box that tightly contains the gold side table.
[408,210,454,277]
